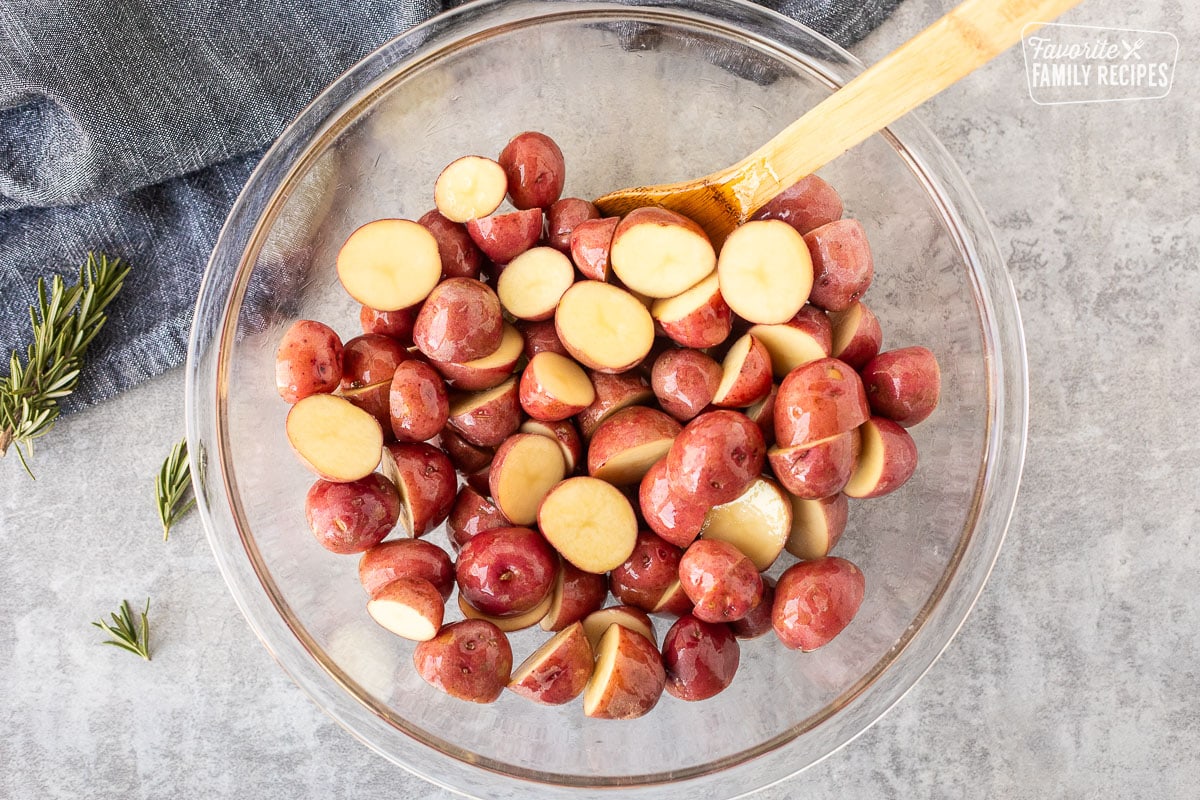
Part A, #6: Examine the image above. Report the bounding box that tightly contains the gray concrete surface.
[2,1,1197,797]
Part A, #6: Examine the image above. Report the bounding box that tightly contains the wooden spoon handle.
[731,0,1082,211]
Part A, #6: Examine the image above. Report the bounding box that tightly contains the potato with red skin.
[358,539,455,599]
[339,381,392,437]
[712,333,773,408]
[418,209,485,280]
[610,206,716,299]
[651,580,694,617]
[466,208,544,264]
[786,494,849,560]
[519,418,583,474]
[446,377,522,447]
[744,384,778,446]
[665,410,766,507]
[773,557,865,651]
[540,561,609,631]
[748,304,833,378]
[750,174,843,234]
[507,622,593,705]
[576,370,654,439]
[729,579,775,639]
[609,530,684,612]
[431,323,522,392]
[581,605,656,650]
[662,615,741,701]
[843,417,919,499]
[651,348,721,423]
[861,346,941,426]
[413,619,512,703]
[412,278,504,363]
[569,216,619,281]
[340,334,407,389]
[519,352,595,422]
[650,274,732,349]
[829,301,882,370]
[768,432,856,499]
[804,219,874,312]
[498,131,565,210]
[518,319,569,359]
[639,457,711,548]
[366,577,445,641]
[455,526,558,617]
[446,486,509,551]
[438,427,493,474]
[587,406,681,486]
[546,197,599,252]
[287,394,383,481]
[381,442,456,537]
[678,539,763,623]
[583,623,666,720]
[774,357,869,448]
[276,320,343,403]
[305,474,400,554]
[387,360,449,443]
[360,304,417,344]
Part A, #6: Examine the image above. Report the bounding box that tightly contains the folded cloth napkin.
[0,0,902,412]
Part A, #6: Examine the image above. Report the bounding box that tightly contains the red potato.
[380,442,456,537]
[744,384,778,446]
[275,320,343,403]
[538,476,639,574]
[712,333,772,408]
[465,465,493,498]
[446,377,522,447]
[728,579,775,639]
[388,360,449,443]
[458,592,555,633]
[609,530,684,613]
[569,216,619,281]
[413,619,512,703]
[546,197,600,252]
[650,273,733,349]
[466,208,544,264]
[650,580,694,617]
[358,538,455,600]
[576,370,654,440]
[519,418,583,474]
[678,539,764,624]
[773,557,865,651]
[768,432,856,499]
[360,304,417,344]
[446,486,509,551]
[610,207,716,298]
[498,131,565,210]
[286,394,383,482]
[749,174,844,234]
[716,219,813,324]
[843,416,918,499]
[340,334,407,389]
[640,459,709,549]
[431,322,523,391]
[803,219,874,312]
[582,606,657,651]
[861,346,941,426]
[519,352,596,422]
[774,357,869,448]
[438,427,493,474]
[305,474,400,554]
[702,477,791,570]
[489,433,567,526]
[508,622,593,705]
[786,493,849,560]
[662,615,740,702]
[555,281,655,373]
[748,305,834,378]
[365,577,445,641]
[519,318,569,359]
[339,381,393,437]
[651,347,722,423]
[540,561,609,631]
[497,246,575,321]
[665,410,766,507]
[828,300,882,370]
[413,278,504,363]
[417,208,485,280]
[583,623,666,720]
[455,527,558,617]
[587,406,681,486]
[433,155,508,222]
[337,219,441,311]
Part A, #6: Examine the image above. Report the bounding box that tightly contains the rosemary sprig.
[0,253,130,477]
[92,599,152,660]
[156,438,195,540]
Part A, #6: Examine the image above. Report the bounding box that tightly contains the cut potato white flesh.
[433,156,508,222]
[336,219,441,311]
[717,219,812,324]
[702,478,791,570]
[286,394,383,481]
[610,208,717,298]
[538,477,638,573]
[582,608,656,652]
[591,440,673,485]
[490,434,566,525]
[555,281,654,372]
[749,321,829,377]
[365,578,444,641]
[498,247,575,321]
[458,592,555,632]
[526,352,596,409]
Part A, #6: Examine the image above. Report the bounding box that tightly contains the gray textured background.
[2,0,1197,797]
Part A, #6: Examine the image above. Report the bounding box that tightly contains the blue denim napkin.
[0,0,901,412]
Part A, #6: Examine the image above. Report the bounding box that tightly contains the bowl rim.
[186,1,1028,796]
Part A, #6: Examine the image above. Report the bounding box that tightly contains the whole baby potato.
[662,614,741,701]
[750,174,844,235]
[305,473,400,554]
[498,131,566,210]
[772,557,865,651]
[413,278,504,363]
[276,320,343,403]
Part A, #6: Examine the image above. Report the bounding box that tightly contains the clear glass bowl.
[186,1,1027,797]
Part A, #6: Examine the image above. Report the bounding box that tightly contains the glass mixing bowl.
[186,1,1027,796]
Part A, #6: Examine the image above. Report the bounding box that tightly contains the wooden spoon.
[594,0,1083,243]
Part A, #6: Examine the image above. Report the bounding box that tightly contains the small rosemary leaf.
[92,599,151,661]
[156,438,195,540]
